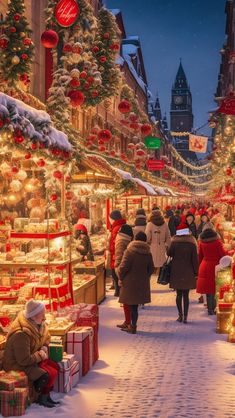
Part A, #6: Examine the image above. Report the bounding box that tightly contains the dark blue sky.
[106,0,226,135]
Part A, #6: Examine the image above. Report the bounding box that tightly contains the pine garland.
[0,0,34,86]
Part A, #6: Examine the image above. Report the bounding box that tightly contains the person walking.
[145,210,171,275]
[117,231,154,334]
[185,213,198,239]
[167,224,198,323]
[133,208,147,237]
[114,224,134,329]
[197,213,212,235]
[3,300,59,407]
[109,209,126,297]
[168,209,181,237]
[197,228,227,315]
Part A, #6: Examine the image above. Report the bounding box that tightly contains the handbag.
[157,257,172,285]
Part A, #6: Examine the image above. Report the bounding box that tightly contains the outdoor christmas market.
[0,0,234,417]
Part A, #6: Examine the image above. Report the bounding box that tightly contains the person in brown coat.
[167,224,199,323]
[117,231,154,334]
[3,300,59,408]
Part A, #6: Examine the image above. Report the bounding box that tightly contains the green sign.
[144,136,161,149]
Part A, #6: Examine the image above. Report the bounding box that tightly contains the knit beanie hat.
[136,208,146,217]
[109,210,122,221]
[119,224,134,239]
[135,231,147,242]
[25,299,45,319]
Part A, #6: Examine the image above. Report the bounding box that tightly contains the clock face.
[174,96,183,104]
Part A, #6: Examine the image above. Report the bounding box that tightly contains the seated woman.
[3,300,59,408]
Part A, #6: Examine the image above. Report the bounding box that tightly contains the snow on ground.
[25,279,235,418]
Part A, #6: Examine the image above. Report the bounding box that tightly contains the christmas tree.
[0,0,34,87]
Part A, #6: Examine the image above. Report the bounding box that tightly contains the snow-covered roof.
[122,45,147,93]
[109,9,121,15]
[133,178,157,195]
[0,93,72,152]
[115,168,133,180]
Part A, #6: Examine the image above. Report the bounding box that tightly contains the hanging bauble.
[79,71,87,79]
[13,13,21,21]
[103,32,110,39]
[141,123,152,136]
[10,179,23,192]
[65,175,71,182]
[127,143,135,150]
[226,167,232,176]
[65,191,74,200]
[9,27,16,33]
[0,38,8,49]
[87,134,97,142]
[98,146,106,152]
[93,77,102,86]
[24,152,31,160]
[14,134,24,143]
[70,78,80,88]
[98,139,104,145]
[24,178,41,193]
[118,100,131,114]
[130,122,139,131]
[16,169,27,181]
[92,46,99,54]
[23,37,32,46]
[136,149,146,157]
[98,129,112,142]
[84,81,90,90]
[63,43,73,53]
[109,43,119,51]
[12,166,19,174]
[53,170,62,180]
[50,193,58,202]
[21,53,28,60]
[19,73,28,83]
[5,192,22,206]
[91,90,99,98]
[129,112,138,122]
[12,55,20,65]
[41,30,59,49]
[87,76,94,84]
[72,42,82,54]
[99,56,107,63]
[20,32,26,38]
[110,150,116,157]
[70,69,80,78]
[37,158,45,168]
[68,90,85,107]
[31,142,38,150]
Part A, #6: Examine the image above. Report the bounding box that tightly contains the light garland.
[170,131,191,137]
[166,165,213,188]
[168,145,211,171]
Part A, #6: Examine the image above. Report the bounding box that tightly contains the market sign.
[55,0,80,27]
[144,136,161,149]
[147,159,165,171]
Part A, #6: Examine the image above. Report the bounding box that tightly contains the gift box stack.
[0,370,28,417]
[75,304,99,364]
[53,353,79,393]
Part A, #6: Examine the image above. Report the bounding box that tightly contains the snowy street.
[27,279,235,418]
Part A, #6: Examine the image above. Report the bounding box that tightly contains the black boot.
[38,394,55,408]
[183,316,188,324]
[176,315,183,322]
[34,373,49,393]
[47,394,60,405]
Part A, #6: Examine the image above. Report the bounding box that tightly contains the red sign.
[55,0,79,27]
[147,159,165,171]
[218,93,235,116]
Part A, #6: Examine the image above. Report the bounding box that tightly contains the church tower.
[170,61,193,132]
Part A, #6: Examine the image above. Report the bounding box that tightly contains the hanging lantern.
[68,90,85,107]
[141,124,152,136]
[98,129,112,142]
[118,100,131,114]
[41,30,59,48]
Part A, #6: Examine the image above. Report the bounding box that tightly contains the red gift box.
[0,371,28,391]
[54,355,79,393]
[0,387,28,417]
[219,285,231,299]
[76,317,99,364]
[67,328,90,376]
[218,302,233,312]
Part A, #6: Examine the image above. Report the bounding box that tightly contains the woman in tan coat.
[3,300,59,408]
[145,210,171,272]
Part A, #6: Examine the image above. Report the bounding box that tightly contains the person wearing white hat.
[3,300,59,408]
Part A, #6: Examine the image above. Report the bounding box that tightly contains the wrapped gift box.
[0,371,28,391]
[49,343,63,362]
[0,387,28,417]
[54,354,79,393]
[76,317,99,363]
[67,328,91,376]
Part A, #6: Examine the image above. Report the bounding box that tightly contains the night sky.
[106,0,226,136]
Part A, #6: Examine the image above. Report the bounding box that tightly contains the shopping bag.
[157,257,172,285]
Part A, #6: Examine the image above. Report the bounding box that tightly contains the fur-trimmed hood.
[199,228,220,243]
[127,240,150,254]
[172,235,197,245]
[149,212,165,226]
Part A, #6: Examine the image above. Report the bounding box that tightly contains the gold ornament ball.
[20,32,26,38]
[12,55,20,65]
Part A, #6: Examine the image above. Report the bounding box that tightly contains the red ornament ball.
[79,71,87,79]
[109,43,119,51]
[68,90,85,107]
[118,100,131,114]
[98,146,106,152]
[21,53,28,60]
[226,167,232,176]
[19,73,28,82]
[23,38,32,46]
[63,44,73,53]
[130,122,139,131]
[65,176,71,182]
[50,193,58,202]
[99,55,107,63]
[9,27,16,33]
[0,38,8,49]
[103,32,110,39]
[13,14,21,21]
[141,123,152,136]
[12,166,19,174]
[31,142,37,150]
[84,81,90,90]
[70,78,80,88]
[37,158,45,167]
[14,135,24,144]
[87,76,94,84]
[41,29,59,49]
[25,152,31,160]
[91,90,99,98]
[92,46,100,54]
[53,170,62,180]
[65,191,74,200]
[98,129,112,142]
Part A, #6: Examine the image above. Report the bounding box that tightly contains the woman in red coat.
[197,228,227,315]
